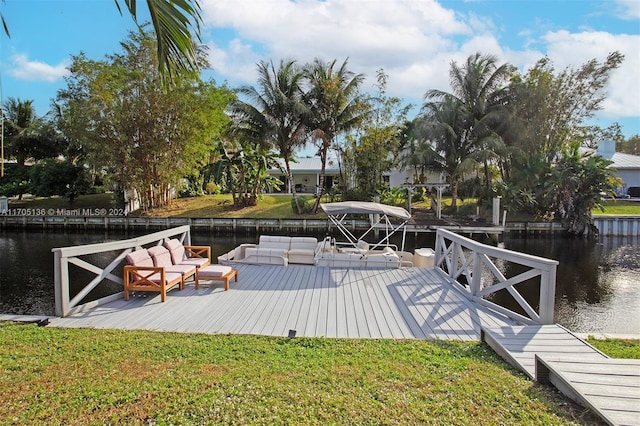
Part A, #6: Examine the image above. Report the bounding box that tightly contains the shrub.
[29,159,91,202]
[378,187,407,207]
[205,182,221,195]
[0,164,31,197]
[0,180,29,197]
[178,178,204,198]
[292,195,313,214]
[341,189,369,201]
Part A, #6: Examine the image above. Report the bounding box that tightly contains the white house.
[383,168,445,188]
[268,157,341,194]
[597,139,640,196]
[267,155,448,197]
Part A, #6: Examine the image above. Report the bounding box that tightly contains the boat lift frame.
[321,202,411,252]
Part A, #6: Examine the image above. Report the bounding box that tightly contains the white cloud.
[201,0,469,90]
[206,38,261,83]
[542,30,640,118]
[199,0,639,129]
[613,0,640,20]
[7,53,69,82]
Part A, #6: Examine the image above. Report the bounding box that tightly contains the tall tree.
[303,58,367,213]
[228,59,308,213]
[420,96,475,208]
[504,52,624,165]
[56,29,233,210]
[353,69,410,198]
[425,53,512,199]
[396,118,443,185]
[1,98,62,198]
[2,98,61,167]
[617,135,640,156]
[499,52,625,215]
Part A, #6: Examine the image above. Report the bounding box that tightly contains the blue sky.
[1,0,639,140]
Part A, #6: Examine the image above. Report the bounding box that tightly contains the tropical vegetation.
[226,60,307,211]
[0,11,635,236]
[54,29,234,211]
[302,58,368,213]
[414,52,626,236]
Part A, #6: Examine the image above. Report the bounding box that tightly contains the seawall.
[1,214,638,237]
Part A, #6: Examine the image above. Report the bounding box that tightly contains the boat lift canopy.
[320,201,411,251]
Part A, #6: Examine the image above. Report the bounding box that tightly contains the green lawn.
[596,200,640,215]
[0,322,610,425]
[587,337,640,359]
[133,194,325,219]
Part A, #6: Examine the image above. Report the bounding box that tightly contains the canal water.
[1,229,638,335]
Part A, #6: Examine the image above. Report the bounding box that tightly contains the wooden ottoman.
[195,265,238,291]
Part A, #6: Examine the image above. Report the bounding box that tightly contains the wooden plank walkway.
[536,356,640,426]
[482,325,640,426]
[48,264,518,340]
[481,325,608,379]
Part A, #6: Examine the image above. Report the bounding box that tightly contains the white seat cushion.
[198,265,233,278]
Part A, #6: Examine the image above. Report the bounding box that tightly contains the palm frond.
[118,0,202,83]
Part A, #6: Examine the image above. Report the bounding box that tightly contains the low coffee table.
[195,265,238,291]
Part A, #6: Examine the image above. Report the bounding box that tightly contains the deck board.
[536,357,640,426]
[49,265,519,340]
[482,325,640,425]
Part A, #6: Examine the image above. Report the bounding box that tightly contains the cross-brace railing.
[434,228,558,325]
[52,225,192,317]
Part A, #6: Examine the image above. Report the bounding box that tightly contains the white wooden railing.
[52,225,192,317]
[434,229,558,325]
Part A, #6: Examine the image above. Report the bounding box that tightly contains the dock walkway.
[482,325,640,426]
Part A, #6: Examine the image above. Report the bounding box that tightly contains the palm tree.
[421,97,476,208]
[2,98,60,167]
[2,97,62,198]
[207,139,282,208]
[426,53,512,199]
[303,58,367,213]
[544,144,622,237]
[1,0,202,81]
[397,119,443,184]
[227,59,308,213]
[116,0,202,81]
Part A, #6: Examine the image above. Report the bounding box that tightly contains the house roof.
[605,152,640,170]
[594,139,640,170]
[269,157,340,173]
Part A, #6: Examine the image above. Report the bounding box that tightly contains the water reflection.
[1,230,638,335]
[501,235,640,335]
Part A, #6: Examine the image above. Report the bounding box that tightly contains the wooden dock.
[482,325,640,426]
[36,223,640,425]
[49,264,517,340]
[44,261,639,425]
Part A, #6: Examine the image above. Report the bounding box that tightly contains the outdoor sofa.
[123,239,211,301]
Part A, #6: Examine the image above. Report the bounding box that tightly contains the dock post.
[53,250,70,317]
[539,266,557,324]
[492,197,500,225]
